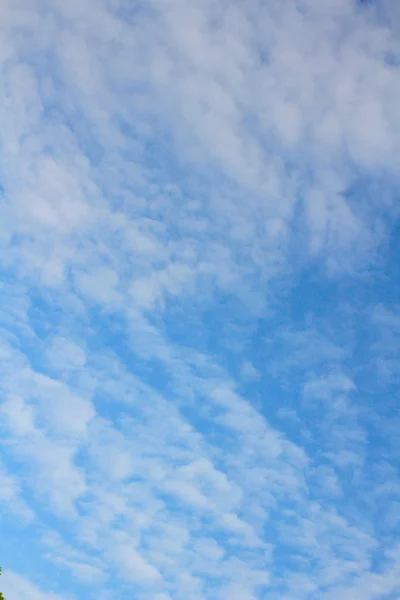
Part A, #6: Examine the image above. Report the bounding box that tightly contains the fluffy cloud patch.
[1,0,400,599]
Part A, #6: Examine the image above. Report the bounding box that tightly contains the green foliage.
[0,566,4,600]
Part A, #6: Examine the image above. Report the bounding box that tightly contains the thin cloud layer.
[1,1,400,599]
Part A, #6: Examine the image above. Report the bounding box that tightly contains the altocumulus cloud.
[1,0,400,599]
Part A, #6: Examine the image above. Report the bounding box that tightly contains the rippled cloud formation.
[1,1,400,599]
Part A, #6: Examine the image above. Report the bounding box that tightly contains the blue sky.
[1,0,400,599]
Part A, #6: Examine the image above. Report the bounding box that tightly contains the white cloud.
[240,360,260,380]
[1,572,67,600]
[0,0,399,599]
[44,336,87,373]
[111,544,161,585]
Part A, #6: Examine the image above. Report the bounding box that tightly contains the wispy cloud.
[1,0,400,599]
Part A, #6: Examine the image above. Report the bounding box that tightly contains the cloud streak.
[1,0,400,599]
